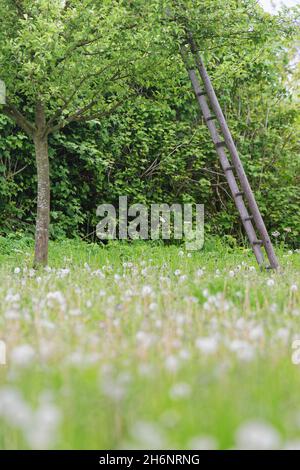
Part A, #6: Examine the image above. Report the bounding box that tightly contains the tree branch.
[46,71,132,134]
[1,102,35,137]
[49,95,134,134]
[45,64,115,131]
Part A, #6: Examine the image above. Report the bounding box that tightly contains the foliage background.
[0,0,299,247]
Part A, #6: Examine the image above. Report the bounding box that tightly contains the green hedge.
[0,50,299,247]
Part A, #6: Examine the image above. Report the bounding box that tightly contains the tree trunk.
[33,102,50,267]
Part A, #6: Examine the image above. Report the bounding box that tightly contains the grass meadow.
[0,236,300,450]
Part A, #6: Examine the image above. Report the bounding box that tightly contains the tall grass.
[0,237,299,449]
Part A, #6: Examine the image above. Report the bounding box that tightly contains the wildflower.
[169,383,191,400]
[130,421,166,449]
[229,270,235,278]
[276,328,290,342]
[69,308,82,317]
[235,420,281,449]
[92,269,105,278]
[272,231,280,238]
[123,262,133,269]
[39,340,55,360]
[137,364,154,380]
[136,331,154,348]
[159,276,171,285]
[14,267,21,274]
[196,269,204,277]
[174,269,181,276]
[11,344,35,367]
[195,337,218,355]
[266,279,275,287]
[188,435,218,450]
[291,284,298,293]
[249,325,264,341]
[270,303,278,313]
[0,387,32,428]
[46,291,66,313]
[101,373,130,402]
[292,309,300,317]
[5,310,20,320]
[202,288,209,298]
[27,401,61,449]
[5,292,20,303]
[149,302,157,311]
[178,349,191,360]
[56,268,70,278]
[184,295,198,303]
[141,285,153,297]
[229,340,254,362]
[236,318,246,330]
[165,355,179,373]
[283,440,300,450]
[40,319,56,330]
[176,314,186,326]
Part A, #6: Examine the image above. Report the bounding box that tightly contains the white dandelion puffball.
[235,420,281,450]
[11,344,36,367]
[196,337,218,355]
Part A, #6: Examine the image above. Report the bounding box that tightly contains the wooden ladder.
[182,37,279,270]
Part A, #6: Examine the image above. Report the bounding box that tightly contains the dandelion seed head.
[169,382,191,400]
[195,337,218,355]
[11,344,35,367]
[236,420,280,450]
[188,435,218,450]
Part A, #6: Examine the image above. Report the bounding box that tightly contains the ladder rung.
[225,165,235,172]
[235,191,244,198]
[197,91,207,97]
[206,115,216,122]
[244,215,254,222]
[215,141,226,149]
[253,240,263,246]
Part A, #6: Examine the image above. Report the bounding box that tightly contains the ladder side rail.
[188,69,265,267]
[191,49,279,269]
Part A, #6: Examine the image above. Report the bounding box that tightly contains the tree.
[0,0,164,265]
